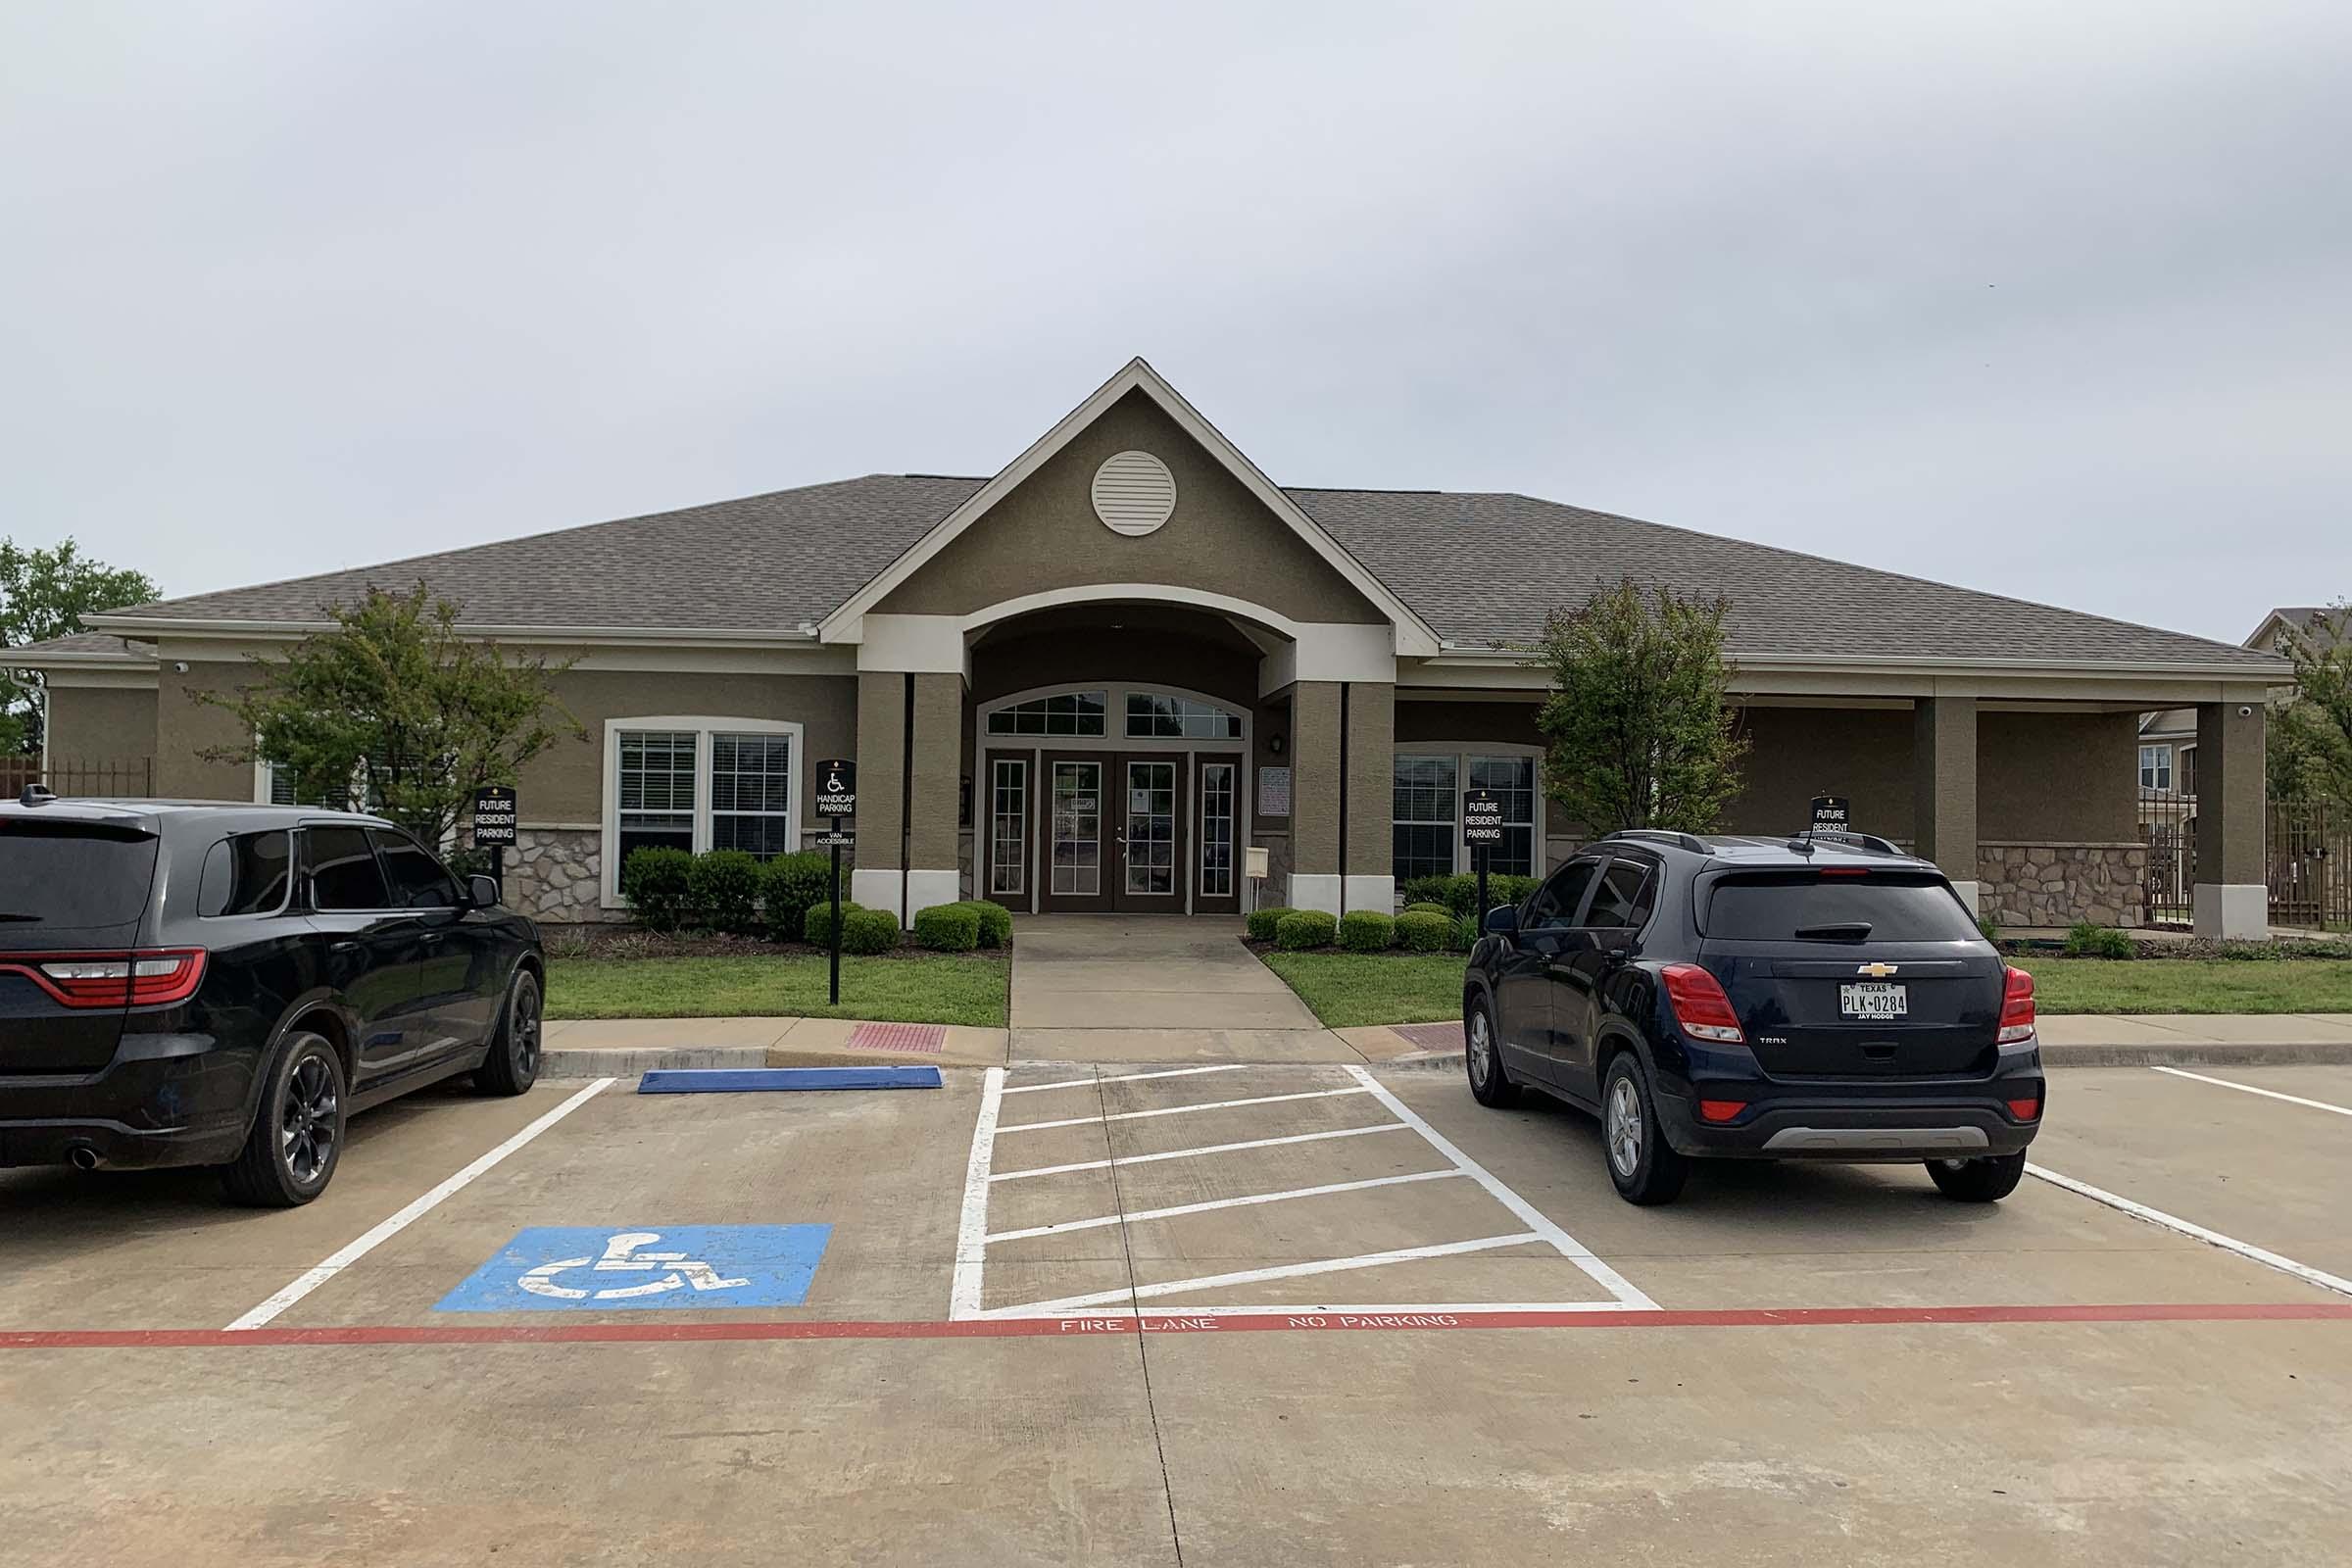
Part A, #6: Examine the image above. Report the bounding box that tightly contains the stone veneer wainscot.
[1979,842,2148,930]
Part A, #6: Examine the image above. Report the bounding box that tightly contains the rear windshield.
[0,820,162,929]
[1703,872,1981,943]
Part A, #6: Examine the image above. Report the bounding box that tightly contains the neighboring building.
[11,360,2291,937]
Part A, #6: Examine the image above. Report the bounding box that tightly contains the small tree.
[203,584,585,845]
[1536,577,1747,835]
[1,538,158,753]
[2269,603,2352,808]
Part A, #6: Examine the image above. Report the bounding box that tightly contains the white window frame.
[601,716,803,907]
[1391,743,1544,879]
[2138,743,2174,793]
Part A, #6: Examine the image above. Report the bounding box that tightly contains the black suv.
[1463,829,2041,1205]
[1,792,546,1205]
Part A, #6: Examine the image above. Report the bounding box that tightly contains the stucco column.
[2194,699,2267,940]
[851,670,962,926]
[1344,682,1396,913]
[1913,696,1981,914]
[1287,681,1342,914]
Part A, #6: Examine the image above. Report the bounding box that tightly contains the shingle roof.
[4,630,154,662]
[2251,606,2344,650]
[82,473,2282,673]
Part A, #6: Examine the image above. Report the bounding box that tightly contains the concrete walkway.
[1006,913,1356,1062]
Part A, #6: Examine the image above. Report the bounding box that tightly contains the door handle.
[330,941,360,956]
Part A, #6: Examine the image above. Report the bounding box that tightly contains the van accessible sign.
[1462,788,1505,847]
[814,759,857,818]
[471,785,517,847]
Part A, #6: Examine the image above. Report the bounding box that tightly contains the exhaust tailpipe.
[68,1146,100,1172]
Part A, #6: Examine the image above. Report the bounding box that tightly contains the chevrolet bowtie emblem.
[1857,962,1899,978]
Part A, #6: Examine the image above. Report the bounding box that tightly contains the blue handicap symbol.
[435,1225,831,1313]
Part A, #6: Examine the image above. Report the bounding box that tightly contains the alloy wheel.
[279,1054,339,1185]
[1468,1010,1494,1088]
[1606,1076,1642,1177]
[514,986,542,1076]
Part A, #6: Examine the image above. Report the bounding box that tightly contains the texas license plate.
[1839,982,1908,1019]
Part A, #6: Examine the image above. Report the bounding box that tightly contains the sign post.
[471,785,517,899]
[1462,788,1504,924]
[1810,794,1851,835]
[813,760,858,1006]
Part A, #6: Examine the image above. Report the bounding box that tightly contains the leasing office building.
[19,360,2289,938]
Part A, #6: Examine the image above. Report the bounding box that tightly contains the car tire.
[475,969,543,1097]
[1464,996,1519,1108]
[1927,1151,2028,1202]
[1600,1052,1690,1206]
[220,1032,347,1207]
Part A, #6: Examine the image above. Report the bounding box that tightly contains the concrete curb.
[544,1046,770,1078]
[1361,1040,2352,1073]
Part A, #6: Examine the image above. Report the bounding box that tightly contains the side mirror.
[1483,905,1519,937]
[466,874,501,910]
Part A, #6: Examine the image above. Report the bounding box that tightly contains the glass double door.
[1000,751,1241,914]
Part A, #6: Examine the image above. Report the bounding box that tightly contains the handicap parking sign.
[436,1226,831,1313]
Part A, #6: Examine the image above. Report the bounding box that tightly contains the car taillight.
[1661,963,1745,1044]
[2007,1096,2041,1121]
[1997,965,2035,1045]
[7,949,209,1009]
[1698,1099,1747,1123]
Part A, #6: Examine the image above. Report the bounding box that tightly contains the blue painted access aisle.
[636,1065,943,1094]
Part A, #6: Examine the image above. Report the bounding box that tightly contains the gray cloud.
[4,0,2345,643]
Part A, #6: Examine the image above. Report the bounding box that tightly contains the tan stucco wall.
[876,390,1387,625]
[856,671,906,870]
[1721,707,1916,841]
[2196,701,2265,880]
[908,671,961,868]
[43,684,159,767]
[1345,683,1395,877]
[971,624,1258,710]
[1395,698,1543,748]
[521,668,858,825]
[1978,710,2135,843]
[157,662,261,801]
[1289,682,1342,875]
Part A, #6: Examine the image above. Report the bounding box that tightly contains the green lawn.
[545,953,1009,1026]
[2022,958,2352,1015]
[1259,952,1466,1029]
[1259,950,2352,1026]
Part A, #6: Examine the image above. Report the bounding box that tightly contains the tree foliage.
[0,538,158,753]
[1536,577,1748,836]
[2268,603,2352,808]
[201,584,585,845]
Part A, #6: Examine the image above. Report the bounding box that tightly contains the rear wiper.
[1792,921,1872,941]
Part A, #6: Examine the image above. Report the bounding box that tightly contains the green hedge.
[687,849,763,935]
[842,906,902,956]
[1401,901,1451,917]
[1338,910,1396,952]
[619,847,694,932]
[1396,909,1453,952]
[1247,906,1298,942]
[2062,922,2135,959]
[803,900,863,946]
[1397,875,1454,907]
[912,902,982,952]
[760,851,842,942]
[969,900,1013,950]
[1402,872,1541,918]
[1275,910,1338,951]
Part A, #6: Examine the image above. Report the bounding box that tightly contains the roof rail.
[1788,826,1904,857]
[1603,828,1711,855]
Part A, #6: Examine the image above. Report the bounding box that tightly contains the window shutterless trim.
[600,716,805,907]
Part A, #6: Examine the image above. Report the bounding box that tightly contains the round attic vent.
[1091,450,1176,537]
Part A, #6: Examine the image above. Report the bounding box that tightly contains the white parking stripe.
[1003,1064,1253,1096]
[982,1169,1466,1243]
[2026,1162,2352,1299]
[2150,1065,2352,1118]
[1345,1066,1660,1310]
[986,1122,1412,1183]
[987,1232,1548,1316]
[997,1087,1371,1134]
[223,1078,614,1332]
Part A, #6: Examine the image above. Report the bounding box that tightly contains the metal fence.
[0,756,157,800]
[2138,788,2351,931]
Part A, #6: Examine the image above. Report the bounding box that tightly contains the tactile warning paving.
[847,1022,947,1054]
[1390,1021,1464,1052]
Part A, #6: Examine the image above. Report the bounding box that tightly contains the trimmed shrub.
[1396,909,1452,952]
[1247,906,1298,943]
[842,906,902,956]
[1401,901,1451,917]
[687,850,763,934]
[619,847,694,932]
[1436,872,1543,918]
[1338,910,1396,952]
[760,851,841,942]
[2062,922,2134,959]
[803,900,865,946]
[912,902,982,952]
[967,900,1014,950]
[1275,909,1338,951]
[1397,874,1454,908]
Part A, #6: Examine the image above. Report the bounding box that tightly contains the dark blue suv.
[1463,829,2042,1205]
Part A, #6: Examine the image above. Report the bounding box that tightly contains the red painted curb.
[4,1300,2348,1349]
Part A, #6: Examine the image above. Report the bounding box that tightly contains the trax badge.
[1857,962,1899,977]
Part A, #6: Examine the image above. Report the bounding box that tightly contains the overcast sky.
[4,1,2346,646]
